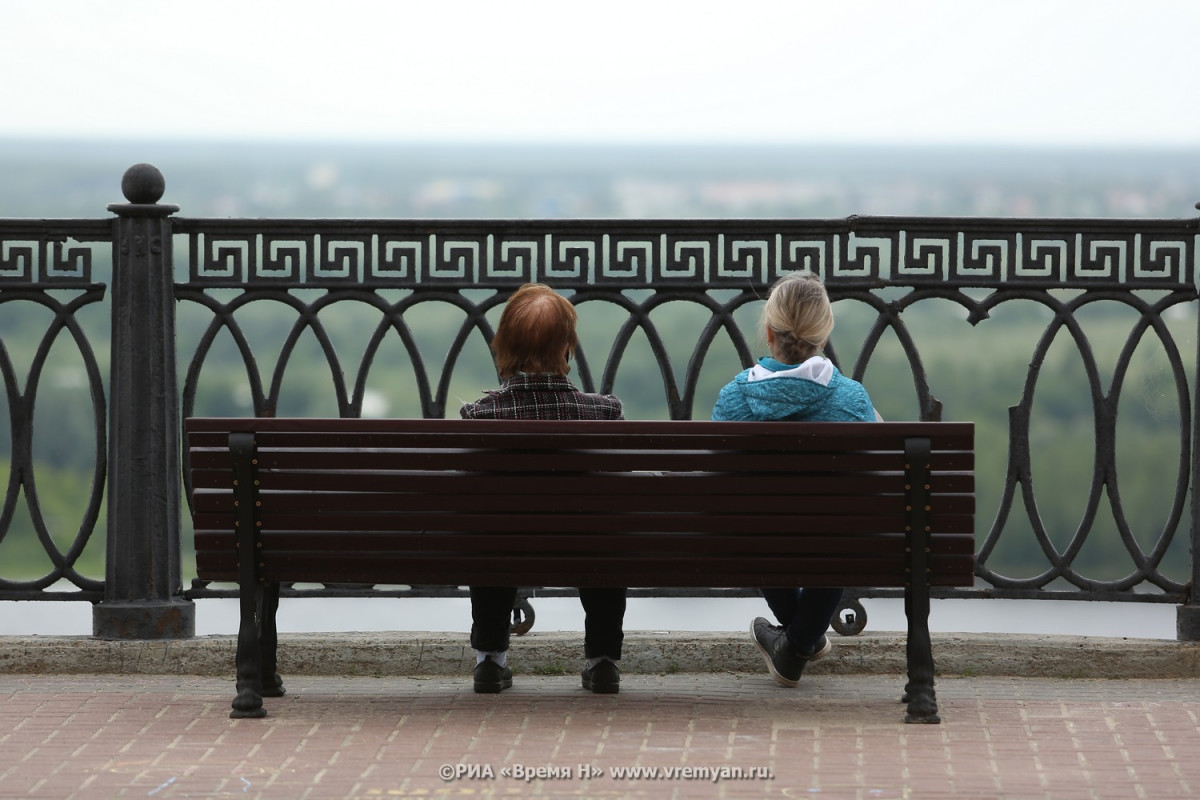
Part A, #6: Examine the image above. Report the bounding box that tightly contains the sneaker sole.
[474,677,513,694]
[750,619,799,688]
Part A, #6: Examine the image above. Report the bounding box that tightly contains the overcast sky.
[3,0,1196,147]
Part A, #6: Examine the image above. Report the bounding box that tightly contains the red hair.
[492,284,579,379]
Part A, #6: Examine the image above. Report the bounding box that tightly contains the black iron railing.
[2,164,1199,639]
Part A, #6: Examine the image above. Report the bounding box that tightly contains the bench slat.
[185,417,975,449]
[195,529,976,555]
[192,511,974,535]
[189,449,974,475]
[195,552,975,586]
[189,469,976,496]
[190,489,975,516]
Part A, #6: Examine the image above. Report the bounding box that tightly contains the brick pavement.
[1,672,1199,799]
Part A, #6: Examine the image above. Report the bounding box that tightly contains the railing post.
[1181,258,1200,641]
[92,164,195,639]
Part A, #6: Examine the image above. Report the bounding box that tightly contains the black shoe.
[581,659,620,694]
[473,659,513,694]
[750,617,830,688]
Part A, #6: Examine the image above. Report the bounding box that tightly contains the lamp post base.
[1176,605,1200,642]
[93,599,195,640]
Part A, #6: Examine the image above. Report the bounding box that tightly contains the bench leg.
[258,582,285,698]
[231,581,267,718]
[901,436,940,724]
[902,586,940,724]
[229,431,268,718]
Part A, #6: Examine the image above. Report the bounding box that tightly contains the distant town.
[1,139,1196,220]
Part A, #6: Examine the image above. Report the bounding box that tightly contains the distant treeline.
[1,139,1198,219]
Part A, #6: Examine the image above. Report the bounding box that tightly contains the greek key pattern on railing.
[173,219,1200,289]
[0,221,112,287]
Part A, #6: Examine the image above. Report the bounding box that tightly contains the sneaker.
[473,658,513,694]
[750,617,830,688]
[581,659,620,694]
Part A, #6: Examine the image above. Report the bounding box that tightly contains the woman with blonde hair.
[712,271,877,687]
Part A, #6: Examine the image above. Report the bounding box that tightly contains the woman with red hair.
[460,283,627,694]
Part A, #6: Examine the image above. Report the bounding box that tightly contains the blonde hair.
[491,283,579,379]
[762,271,834,364]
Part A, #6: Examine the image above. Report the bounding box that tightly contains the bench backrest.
[185,418,975,589]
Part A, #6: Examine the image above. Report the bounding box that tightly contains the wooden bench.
[185,417,975,722]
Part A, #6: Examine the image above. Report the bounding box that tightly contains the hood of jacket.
[712,357,876,422]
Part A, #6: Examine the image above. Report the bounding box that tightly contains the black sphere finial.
[121,163,166,204]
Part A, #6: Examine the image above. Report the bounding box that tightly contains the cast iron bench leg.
[902,437,940,724]
[259,582,285,698]
[230,432,267,718]
[231,583,266,718]
[903,585,940,723]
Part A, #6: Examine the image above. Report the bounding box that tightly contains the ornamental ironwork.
[174,217,1198,290]
[3,174,1200,638]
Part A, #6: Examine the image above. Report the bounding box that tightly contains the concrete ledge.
[2,631,1197,679]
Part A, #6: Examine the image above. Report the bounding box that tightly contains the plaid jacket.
[459,373,624,421]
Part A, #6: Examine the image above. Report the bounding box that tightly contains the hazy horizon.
[6,2,1195,147]
[3,137,1196,220]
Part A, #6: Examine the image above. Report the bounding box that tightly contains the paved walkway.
[2,671,1199,799]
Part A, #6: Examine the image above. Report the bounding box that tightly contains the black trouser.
[761,586,844,652]
[469,586,626,659]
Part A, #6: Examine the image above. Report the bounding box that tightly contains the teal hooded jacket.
[711,356,877,423]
